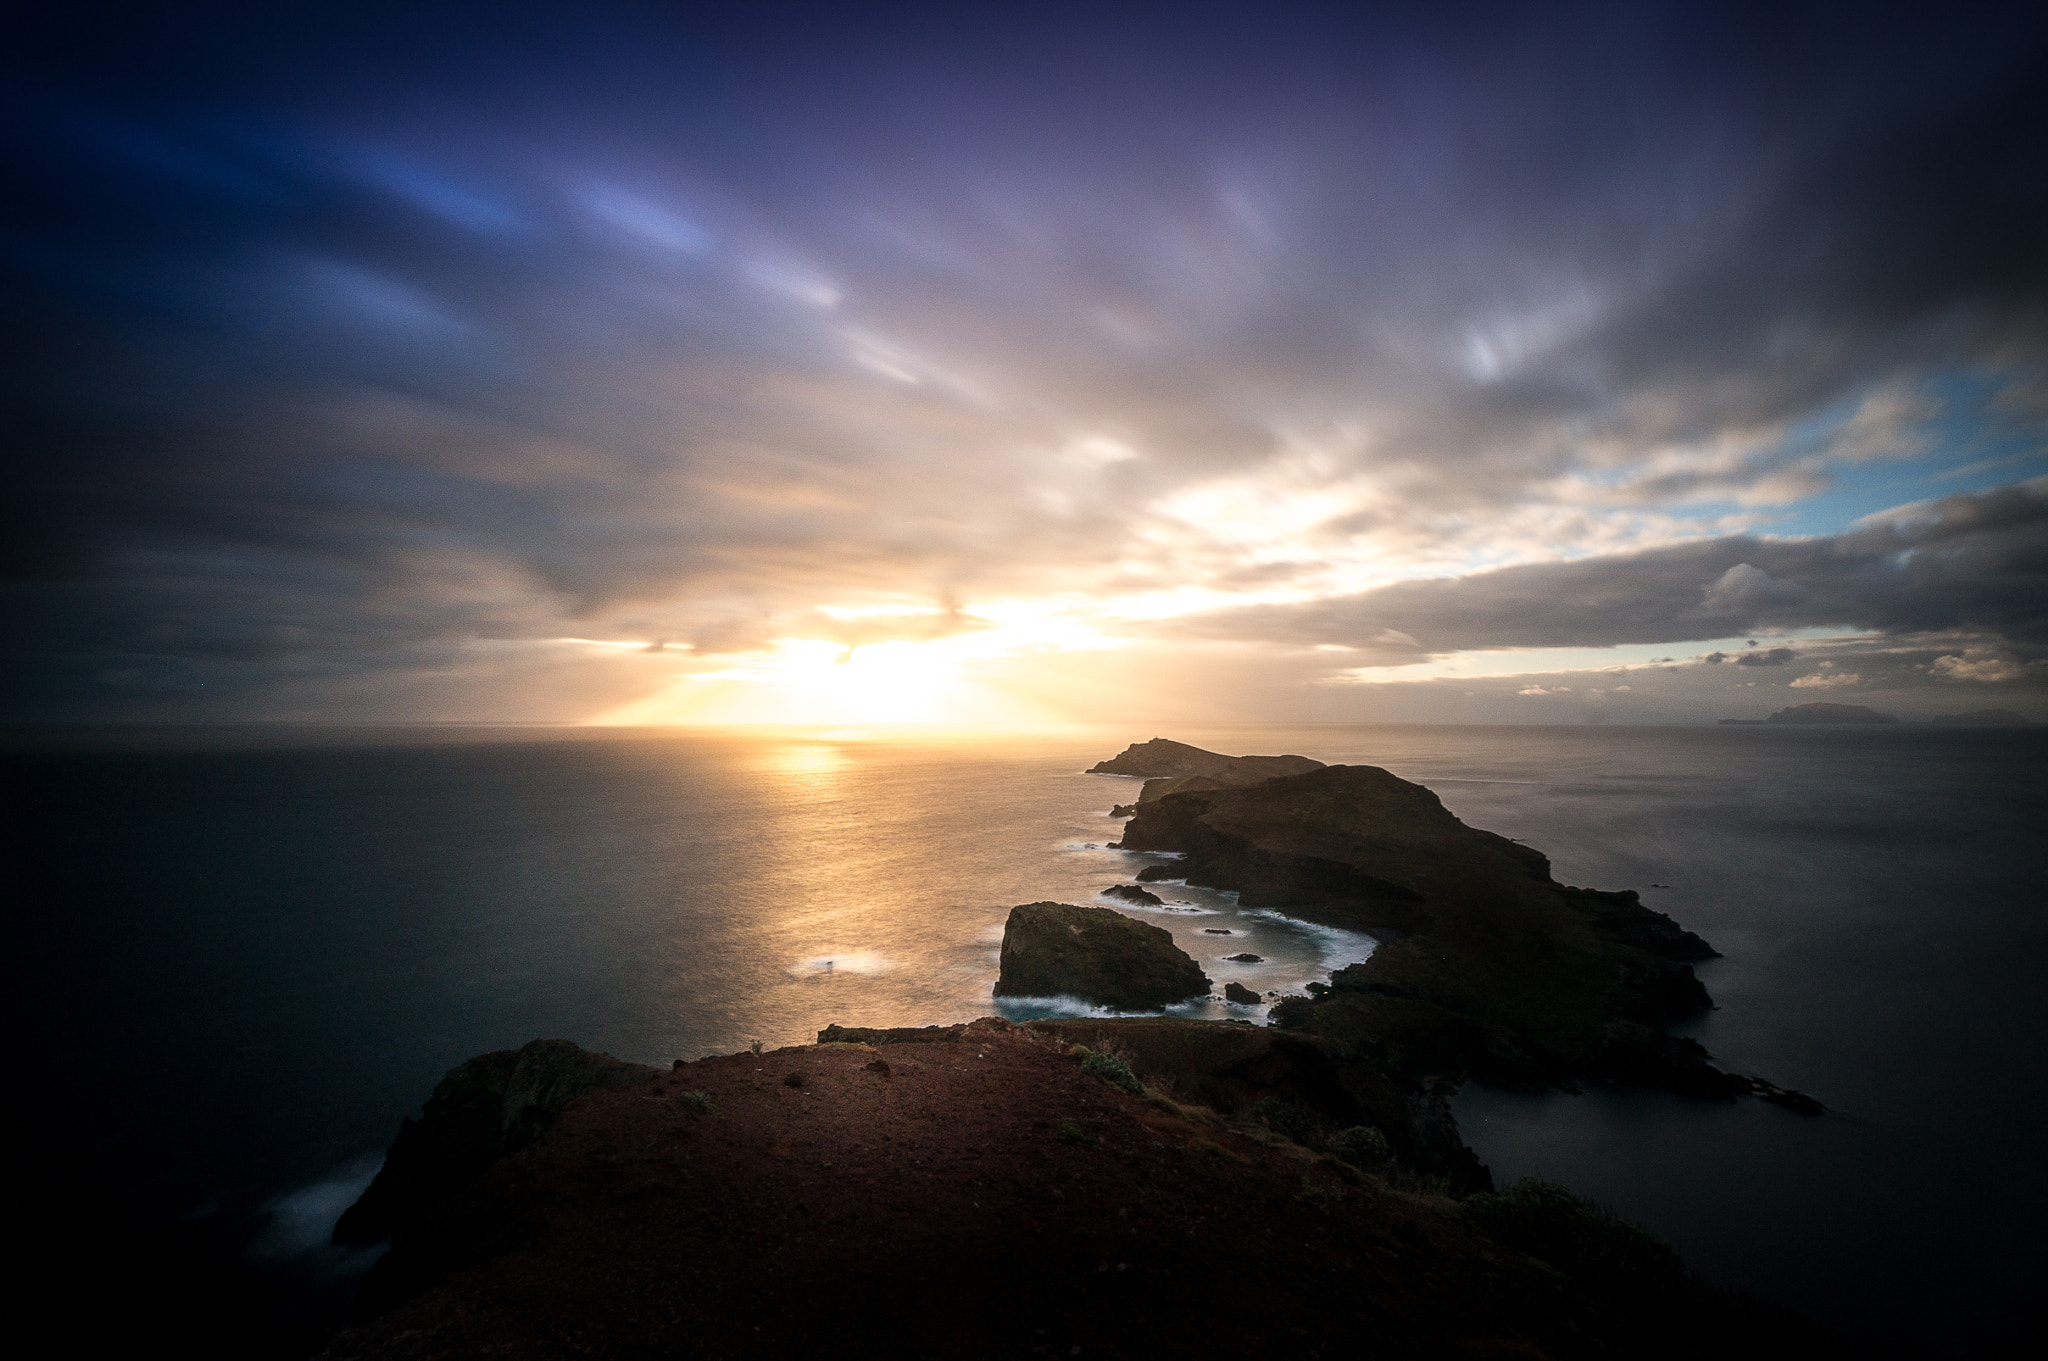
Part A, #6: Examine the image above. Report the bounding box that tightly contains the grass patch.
[1079,1051,1143,1093]
[1249,1096,1331,1149]
[1297,1173,1346,1212]
[1328,1124,1392,1170]
[677,1090,715,1112]
[1316,1153,1368,1184]
[1056,1119,1100,1148]
[1461,1177,1687,1298]
[1186,1137,1248,1164]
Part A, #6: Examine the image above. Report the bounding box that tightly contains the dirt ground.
[317,1019,1803,1361]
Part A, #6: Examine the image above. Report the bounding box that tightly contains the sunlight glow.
[584,630,1080,725]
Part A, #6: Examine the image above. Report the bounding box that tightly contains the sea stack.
[994,901,1210,1010]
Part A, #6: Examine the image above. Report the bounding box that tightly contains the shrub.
[1056,1119,1099,1147]
[1080,1051,1143,1093]
[677,1090,715,1112]
[1250,1096,1328,1148]
[1329,1125,1392,1169]
[1461,1177,1687,1298]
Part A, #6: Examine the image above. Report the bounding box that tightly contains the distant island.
[1721,702,2033,726]
[1720,701,1897,725]
[318,739,1835,1359]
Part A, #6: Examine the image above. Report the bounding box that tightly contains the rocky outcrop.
[334,1039,661,1247]
[995,902,1209,1010]
[1223,982,1261,1005]
[1114,754,1815,1111]
[1089,738,1326,806]
[1102,883,1164,905]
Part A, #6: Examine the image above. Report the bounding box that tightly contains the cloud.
[1700,565,1808,616]
[1790,671,1861,688]
[1736,647,1796,667]
[1162,479,2048,657]
[4,5,2048,721]
[1931,649,2028,682]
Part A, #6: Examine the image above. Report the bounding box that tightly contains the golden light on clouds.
[585,629,1094,726]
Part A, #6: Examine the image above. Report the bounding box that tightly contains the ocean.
[5,723,2043,1355]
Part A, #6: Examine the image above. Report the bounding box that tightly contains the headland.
[317,739,1834,1358]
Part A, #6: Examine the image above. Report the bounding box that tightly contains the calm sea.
[4,723,2042,1355]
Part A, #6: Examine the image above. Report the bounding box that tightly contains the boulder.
[1226,953,1264,963]
[1224,982,1262,1005]
[995,902,1210,1011]
[1134,864,1181,882]
[334,1039,661,1246]
[1103,883,1164,906]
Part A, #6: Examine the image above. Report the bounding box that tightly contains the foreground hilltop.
[321,1023,1826,1360]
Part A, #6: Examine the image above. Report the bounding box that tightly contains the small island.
[1720,702,1896,725]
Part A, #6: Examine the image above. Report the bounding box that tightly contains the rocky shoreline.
[315,738,1834,1357]
[1098,740,1820,1117]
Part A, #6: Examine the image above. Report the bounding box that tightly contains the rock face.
[334,1039,661,1247]
[1223,981,1261,1005]
[1088,738,1326,806]
[995,902,1209,1011]
[1115,755,1812,1111]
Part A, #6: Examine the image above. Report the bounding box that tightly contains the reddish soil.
[318,1020,1804,1360]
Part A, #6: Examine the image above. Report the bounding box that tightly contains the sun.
[586,635,1061,726]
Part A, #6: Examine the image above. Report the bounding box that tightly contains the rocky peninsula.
[314,739,1834,1358]
[1100,740,1818,1117]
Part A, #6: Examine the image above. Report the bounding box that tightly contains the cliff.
[319,1021,1834,1360]
[1118,760,1815,1111]
[1088,737,1326,810]
[334,1039,661,1251]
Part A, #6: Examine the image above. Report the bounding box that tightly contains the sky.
[4,0,2046,726]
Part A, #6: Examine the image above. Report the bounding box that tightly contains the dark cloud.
[1166,479,2048,655]
[3,2,2047,719]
